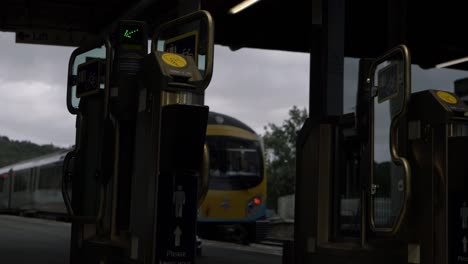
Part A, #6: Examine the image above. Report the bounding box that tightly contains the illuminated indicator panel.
[115,21,147,75]
[119,24,145,46]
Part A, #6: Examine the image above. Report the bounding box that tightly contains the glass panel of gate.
[154,15,211,77]
[68,47,106,111]
[338,160,362,236]
[337,126,362,237]
[372,55,407,229]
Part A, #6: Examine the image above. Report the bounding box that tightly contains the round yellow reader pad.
[436,91,458,105]
[162,53,187,68]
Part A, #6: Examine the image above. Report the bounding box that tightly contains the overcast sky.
[0,32,310,147]
[0,32,467,152]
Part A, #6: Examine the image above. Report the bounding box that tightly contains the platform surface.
[0,215,281,264]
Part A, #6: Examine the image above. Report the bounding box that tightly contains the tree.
[262,106,308,210]
[0,136,66,167]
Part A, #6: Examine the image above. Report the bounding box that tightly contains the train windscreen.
[207,136,263,190]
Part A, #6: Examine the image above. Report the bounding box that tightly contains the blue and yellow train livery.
[198,112,267,243]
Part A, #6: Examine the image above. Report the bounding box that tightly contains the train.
[0,151,67,216]
[198,112,268,243]
[0,112,267,242]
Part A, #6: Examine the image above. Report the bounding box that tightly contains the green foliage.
[262,106,308,210]
[0,136,66,167]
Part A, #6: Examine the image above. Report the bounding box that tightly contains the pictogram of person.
[173,185,186,218]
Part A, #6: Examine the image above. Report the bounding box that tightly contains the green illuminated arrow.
[123,29,139,39]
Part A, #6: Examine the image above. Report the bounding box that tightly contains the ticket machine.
[63,11,213,264]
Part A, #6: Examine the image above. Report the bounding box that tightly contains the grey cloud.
[0,33,73,84]
[412,66,467,93]
[0,80,75,146]
[0,33,74,147]
[206,46,310,134]
[343,58,360,113]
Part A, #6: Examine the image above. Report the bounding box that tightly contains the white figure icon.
[463,236,467,254]
[173,185,186,218]
[174,226,182,247]
[461,202,468,229]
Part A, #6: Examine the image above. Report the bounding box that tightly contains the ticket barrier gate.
[64,44,110,264]
[294,46,411,264]
[64,20,149,263]
[63,11,214,264]
[295,45,468,264]
[131,11,214,264]
[406,90,468,264]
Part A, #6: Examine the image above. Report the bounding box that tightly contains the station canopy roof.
[2,0,468,70]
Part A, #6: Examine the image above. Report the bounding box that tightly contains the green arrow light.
[123,28,139,39]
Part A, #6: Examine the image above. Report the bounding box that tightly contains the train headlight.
[246,195,262,218]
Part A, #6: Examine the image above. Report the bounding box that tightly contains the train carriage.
[0,152,67,215]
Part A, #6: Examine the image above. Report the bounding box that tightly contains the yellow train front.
[197,112,267,244]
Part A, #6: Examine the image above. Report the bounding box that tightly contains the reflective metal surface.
[161,91,204,106]
[448,123,468,137]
